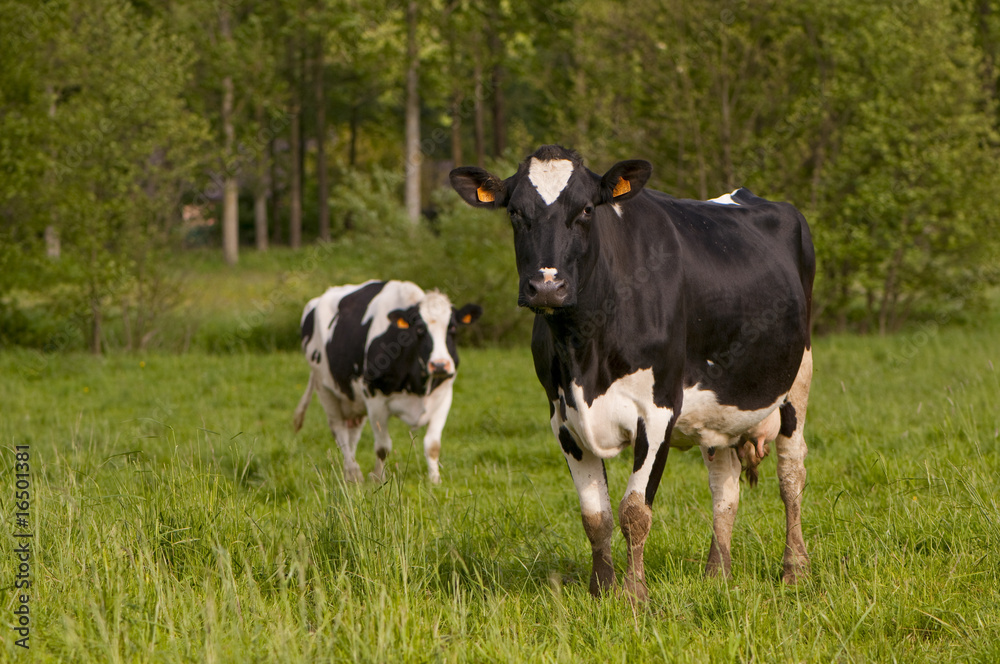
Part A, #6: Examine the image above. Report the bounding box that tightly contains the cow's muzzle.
[428,360,455,378]
[523,276,569,310]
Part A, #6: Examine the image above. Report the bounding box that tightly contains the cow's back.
[302,280,387,400]
[651,191,814,410]
[302,280,430,402]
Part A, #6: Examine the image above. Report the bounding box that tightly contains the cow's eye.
[574,205,594,225]
[509,209,528,230]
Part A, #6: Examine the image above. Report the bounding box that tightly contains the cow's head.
[450,145,651,312]
[368,292,482,392]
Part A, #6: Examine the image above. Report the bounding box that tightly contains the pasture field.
[2,325,1000,662]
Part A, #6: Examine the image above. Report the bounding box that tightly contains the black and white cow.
[451,146,814,600]
[293,280,482,483]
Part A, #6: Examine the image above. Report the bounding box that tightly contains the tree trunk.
[222,171,239,264]
[879,231,908,336]
[254,102,269,251]
[90,293,102,355]
[349,104,359,168]
[220,9,238,265]
[489,26,506,157]
[473,54,485,167]
[269,137,282,245]
[404,0,421,224]
[45,225,61,259]
[978,1,998,102]
[222,73,239,265]
[719,35,734,190]
[451,90,462,167]
[289,103,302,248]
[315,42,330,242]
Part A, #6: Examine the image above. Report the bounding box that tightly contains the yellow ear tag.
[612,177,631,197]
[396,318,409,330]
[462,314,472,324]
[477,185,495,203]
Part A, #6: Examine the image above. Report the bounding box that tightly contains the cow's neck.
[541,205,672,387]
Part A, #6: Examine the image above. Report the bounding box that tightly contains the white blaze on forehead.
[419,291,456,364]
[528,158,574,206]
[708,189,741,205]
[540,267,558,283]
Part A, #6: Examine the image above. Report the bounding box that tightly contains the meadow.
[2,318,1000,662]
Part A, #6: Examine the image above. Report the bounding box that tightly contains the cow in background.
[294,280,482,483]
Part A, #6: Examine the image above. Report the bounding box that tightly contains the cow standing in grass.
[294,280,482,483]
[450,146,814,600]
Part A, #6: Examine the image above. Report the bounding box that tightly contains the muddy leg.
[702,445,741,578]
[563,445,616,596]
[777,348,813,583]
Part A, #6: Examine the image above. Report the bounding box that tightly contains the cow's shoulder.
[324,280,387,400]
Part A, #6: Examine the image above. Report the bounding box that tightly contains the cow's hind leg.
[367,401,393,483]
[702,444,741,578]
[316,389,363,483]
[561,438,615,597]
[776,348,813,583]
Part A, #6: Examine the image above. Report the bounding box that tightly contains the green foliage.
[808,0,1000,333]
[4,329,1000,660]
[3,0,1000,343]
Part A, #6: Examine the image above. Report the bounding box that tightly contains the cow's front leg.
[561,438,615,596]
[620,420,671,603]
[316,389,363,483]
[702,443,741,578]
[420,386,454,484]
[366,400,393,483]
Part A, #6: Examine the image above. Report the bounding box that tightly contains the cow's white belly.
[672,385,785,450]
[555,369,674,459]
[551,369,786,456]
[378,378,454,429]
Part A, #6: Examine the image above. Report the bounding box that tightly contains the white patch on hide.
[708,189,742,205]
[528,158,574,206]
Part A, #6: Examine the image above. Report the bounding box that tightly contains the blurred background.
[2,0,998,354]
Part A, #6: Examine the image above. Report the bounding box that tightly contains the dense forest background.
[2,0,1000,352]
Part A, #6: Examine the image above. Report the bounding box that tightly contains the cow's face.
[376,293,482,389]
[450,146,651,312]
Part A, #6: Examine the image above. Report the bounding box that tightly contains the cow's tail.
[293,373,316,433]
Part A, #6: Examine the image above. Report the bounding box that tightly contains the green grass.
[2,325,1000,662]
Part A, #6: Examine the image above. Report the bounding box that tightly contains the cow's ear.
[450,167,508,209]
[453,303,483,326]
[387,309,411,330]
[600,160,652,204]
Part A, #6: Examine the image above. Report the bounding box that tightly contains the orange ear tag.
[396,318,409,329]
[612,177,631,197]
[462,314,472,324]
[477,186,495,202]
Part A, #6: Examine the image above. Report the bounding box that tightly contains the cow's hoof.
[782,561,810,585]
[588,568,616,598]
[622,577,648,604]
[428,473,441,484]
[344,467,364,483]
[704,562,732,579]
[368,470,387,483]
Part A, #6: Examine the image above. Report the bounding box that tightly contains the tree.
[39,0,207,351]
